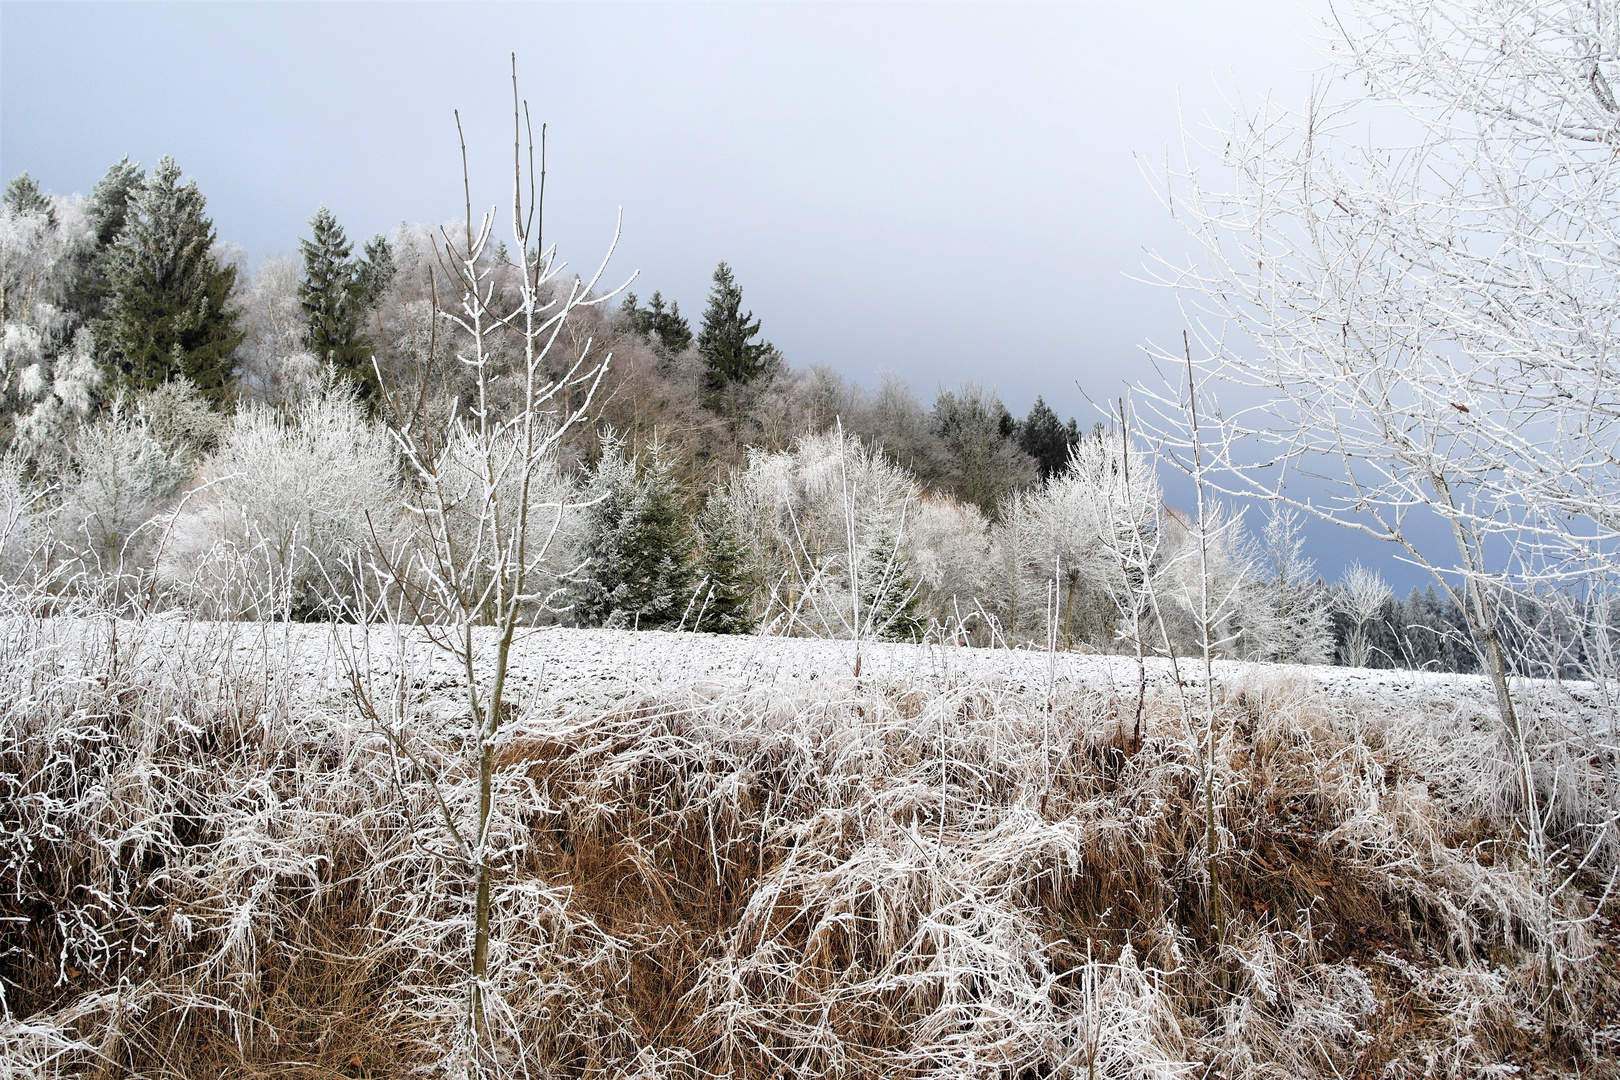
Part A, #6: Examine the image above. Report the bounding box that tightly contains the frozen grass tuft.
[1,616,1616,1077]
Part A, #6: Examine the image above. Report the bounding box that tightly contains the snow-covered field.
[19,614,1517,712]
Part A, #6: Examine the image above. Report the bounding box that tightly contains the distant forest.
[3,159,1588,675]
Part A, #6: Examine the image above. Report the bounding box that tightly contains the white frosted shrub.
[726,426,926,638]
[53,406,189,595]
[992,429,1163,648]
[165,386,401,618]
[907,494,992,633]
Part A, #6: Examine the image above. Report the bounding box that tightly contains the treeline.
[3,161,1596,675]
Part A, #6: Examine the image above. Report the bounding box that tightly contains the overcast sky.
[5,2,1420,582]
[2,1,1330,415]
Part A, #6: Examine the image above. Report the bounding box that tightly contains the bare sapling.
[339,57,624,1072]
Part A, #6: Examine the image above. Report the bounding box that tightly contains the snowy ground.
[12,615,1542,720]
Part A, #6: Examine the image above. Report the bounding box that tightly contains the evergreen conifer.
[572,435,695,629]
[696,262,774,402]
[357,233,396,305]
[693,496,755,633]
[99,157,242,403]
[3,173,55,227]
[858,522,924,642]
[620,290,693,359]
[1019,396,1080,481]
[298,206,377,399]
[69,157,146,329]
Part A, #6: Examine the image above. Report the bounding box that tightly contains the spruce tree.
[298,206,377,399]
[3,173,55,226]
[357,233,396,305]
[1019,396,1080,481]
[858,521,924,642]
[620,290,692,358]
[693,496,756,634]
[69,157,146,328]
[696,262,773,402]
[99,157,242,403]
[571,436,695,629]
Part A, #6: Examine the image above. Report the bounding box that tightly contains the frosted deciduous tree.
[1152,0,1620,1013]
[0,177,99,454]
[726,425,921,643]
[234,255,322,408]
[165,383,399,618]
[344,63,621,1071]
[1337,562,1393,668]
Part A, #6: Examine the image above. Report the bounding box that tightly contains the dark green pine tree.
[620,290,693,359]
[571,437,695,630]
[696,262,774,403]
[98,157,242,404]
[68,157,146,329]
[858,522,924,642]
[1019,396,1081,481]
[693,496,756,634]
[299,206,377,399]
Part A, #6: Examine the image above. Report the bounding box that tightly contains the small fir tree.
[858,520,925,642]
[696,262,774,402]
[298,206,377,399]
[3,173,55,227]
[693,495,755,634]
[98,157,242,403]
[572,435,695,629]
[356,233,396,305]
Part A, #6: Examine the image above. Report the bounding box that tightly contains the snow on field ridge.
[9,615,1515,713]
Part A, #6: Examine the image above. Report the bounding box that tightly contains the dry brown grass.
[2,618,1615,1077]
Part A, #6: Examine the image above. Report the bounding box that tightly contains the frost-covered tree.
[165,382,400,619]
[299,206,377,399]
[726,426,922,640]
[692,494,756,634]
[697,261,774,402]
[1238,507,1333,664]
[0,175,100,454]
[933,384,1035,519]
[53,398,190,593]
[994,427,1161,650]
[65,156,145,329]
[1336,562,1393,668]
[98,157,242,403]
[856,516,924,642]
[571,434,694,629]
[234,255,322,408]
